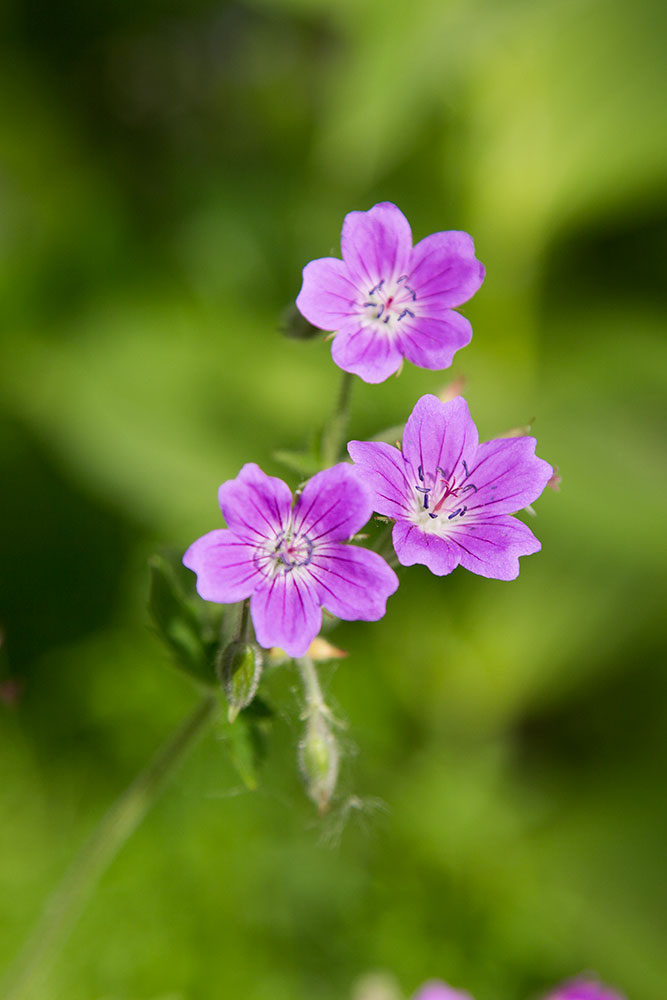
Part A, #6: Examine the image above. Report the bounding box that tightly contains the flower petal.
[448,514,541,580]
[341,202,412,288]
[292,463,373,542]
[183,529,261,602]
[402,395,478,482]
[392,520,461,576]
[250,572,322,657]
[409,231,485,308]
[412,982,474,1000]
[308,543,399,620]
[464,438,554,515]
[296,257,359,331]
[395,310,472,370]
[218,463,292,544]
[347,440,412,519]
[331,324,403,383]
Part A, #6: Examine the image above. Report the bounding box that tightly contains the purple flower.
[296,202,485,384]
[411,982,474,1000]
[544,979,627,1000]
[183,463,398,658]
[348,394,553,580]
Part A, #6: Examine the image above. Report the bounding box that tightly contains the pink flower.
[183,463,398,658]
[296,202,484,383]
[349,394,553,580]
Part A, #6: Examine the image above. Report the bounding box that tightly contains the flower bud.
[280,302,320,340]
[217,641,263,722]
[298,712,339,815]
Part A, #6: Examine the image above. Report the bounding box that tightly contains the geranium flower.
[296,202,485,383]
[183,463,398,657]
[348,394,553,580]
[411,982,474,1000]
[544,979,626,1000]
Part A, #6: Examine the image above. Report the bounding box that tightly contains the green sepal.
[218,641,263,722]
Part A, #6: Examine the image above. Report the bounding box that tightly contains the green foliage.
[148,552,219,688]
[0,0,665,997]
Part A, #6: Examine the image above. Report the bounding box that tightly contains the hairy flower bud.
[217,641,263,722]
[298,712,339,815]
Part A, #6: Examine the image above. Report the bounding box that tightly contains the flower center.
[362,275,418,331]
[272,530,314,570]
[412,461,478,529]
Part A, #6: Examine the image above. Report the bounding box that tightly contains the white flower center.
[361,275,419,333]
[410,461,478,534]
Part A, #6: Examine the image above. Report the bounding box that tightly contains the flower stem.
[296,655,327,715]
[321,370,354,468]
[1,692,218,1000]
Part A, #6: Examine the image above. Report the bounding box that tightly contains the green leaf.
[147,553,218,688]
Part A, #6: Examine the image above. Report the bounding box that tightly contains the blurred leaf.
[148,553,218,688]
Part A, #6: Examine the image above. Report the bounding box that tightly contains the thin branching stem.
[321,370,354,468]
[1,693,218,1000]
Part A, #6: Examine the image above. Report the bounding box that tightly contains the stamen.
[368,279,385,295]
[447,506,467,520]
[383,316,390,324]
[363,301,377,308]
[428,512,438,519]
[376,304,385,319]
[397,308,415,321]
[415,486,430,493]
[417,465,424,482]
[461,460,470,479]
[437,466,449,480]
[461,483,478,493]
[397,274,409,283]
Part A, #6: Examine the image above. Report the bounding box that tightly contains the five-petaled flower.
[183,463,398,657]
[296,202,485,383]
[349,394,553,580]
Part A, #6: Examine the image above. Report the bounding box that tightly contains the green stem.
[237,598,251,643]
[320,370,354,467]
[1,692,218,1000]
[295,655,326,715]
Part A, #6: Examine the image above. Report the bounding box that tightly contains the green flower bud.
[217,641,263,723]
[298,712,339,815]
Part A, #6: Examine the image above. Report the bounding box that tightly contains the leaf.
[148,553,218,688]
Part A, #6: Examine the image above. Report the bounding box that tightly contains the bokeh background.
[1,0,666,998]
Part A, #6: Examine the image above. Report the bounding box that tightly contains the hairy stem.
[296,655,327,715]
[1,692,218,1000]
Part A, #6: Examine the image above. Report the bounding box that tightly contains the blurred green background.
[1,0,666,998]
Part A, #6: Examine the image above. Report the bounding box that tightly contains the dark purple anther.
[461,459,470,479]
[398,308,415,321]
[428,512,438,519]
[368,279,385,296]
[447,506,467,520]
[376,304,385,318]
[462,483,477,493]
[417,465,424,482]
